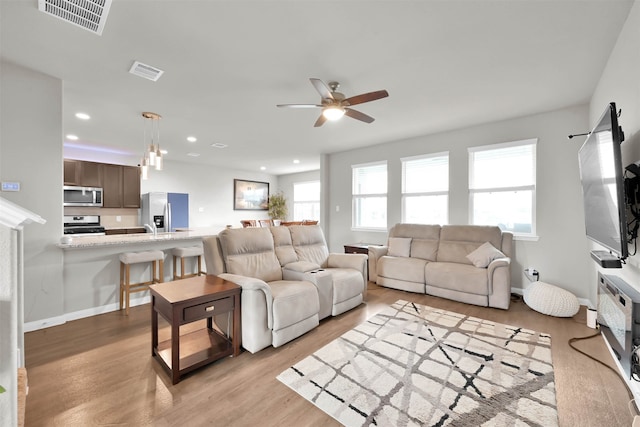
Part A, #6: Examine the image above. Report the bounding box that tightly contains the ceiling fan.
[277,78,389,127]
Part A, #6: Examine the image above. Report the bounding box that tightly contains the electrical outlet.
[116,216,121,222]
[336,205,340,212]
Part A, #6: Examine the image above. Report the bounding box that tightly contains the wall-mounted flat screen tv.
[578,102,628,263]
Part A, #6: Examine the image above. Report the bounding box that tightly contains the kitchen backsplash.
[64,207,139,227]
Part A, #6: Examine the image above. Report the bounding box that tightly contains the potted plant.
[268,192,288,224]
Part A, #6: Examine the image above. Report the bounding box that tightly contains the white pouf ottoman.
[523,281,580,317]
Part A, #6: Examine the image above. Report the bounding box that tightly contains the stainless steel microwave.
[63,186,103,207]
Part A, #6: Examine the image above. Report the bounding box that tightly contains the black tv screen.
[578,102,628,260]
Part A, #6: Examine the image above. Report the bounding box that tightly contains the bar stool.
[119,250,164,315]
[171,246,205,280]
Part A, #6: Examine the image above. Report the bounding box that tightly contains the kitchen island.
[58,228,222,249]
[41,228,225,331]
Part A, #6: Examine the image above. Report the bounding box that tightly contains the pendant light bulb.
[140,157,149,180]
[148,144,157,166]
[155,148,163,171]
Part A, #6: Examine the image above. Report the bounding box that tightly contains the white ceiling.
[0,0,634,175]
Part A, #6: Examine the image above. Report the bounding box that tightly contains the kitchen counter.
[54,227,226,326]
[58,228,222,249]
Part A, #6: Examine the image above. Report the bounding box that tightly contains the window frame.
[468,138,538,240]
[351,160,388,231]
[401,151,450,225]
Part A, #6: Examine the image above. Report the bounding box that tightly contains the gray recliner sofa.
[202,225,366,353]
[369,223,513,309]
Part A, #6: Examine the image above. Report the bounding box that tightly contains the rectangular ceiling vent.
[38,0,112,36]
[129,61,165,82]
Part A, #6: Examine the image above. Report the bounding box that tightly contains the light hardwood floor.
[24,283,634,426]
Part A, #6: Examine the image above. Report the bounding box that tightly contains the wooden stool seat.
[119,250,164,315]
[171,246,204,280]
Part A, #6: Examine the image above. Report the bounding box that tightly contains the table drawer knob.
[205,306,215,312]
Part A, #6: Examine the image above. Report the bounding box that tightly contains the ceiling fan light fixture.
[322,106,345,121]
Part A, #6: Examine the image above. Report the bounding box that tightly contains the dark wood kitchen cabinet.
[64,159,140,208]
[64,159,102,187]
[122,165,141,208]
[102,164,123,208]
[102,164,141,208]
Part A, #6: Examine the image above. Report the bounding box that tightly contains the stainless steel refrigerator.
[140,192,189,232]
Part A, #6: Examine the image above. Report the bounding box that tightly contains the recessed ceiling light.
[293,159,300,164]
[210,142,228,149]
[75,112,90,120]
[66,134,79,140]
[187,136,197,143]
[260,166,266,171]
[187,152,200,157]
[160,149,168,155]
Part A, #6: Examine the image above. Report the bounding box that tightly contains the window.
[469,139,537,236]
[402,152,449,224]
[352,161,387,229]
[293,180,320,221]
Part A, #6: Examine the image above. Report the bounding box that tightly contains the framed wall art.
[233,179,269,210]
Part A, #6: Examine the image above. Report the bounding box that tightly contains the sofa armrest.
[368,245,388,282]
[281,260,321,273]
[327,253,368,281]
[218,273,274,328]
[487,257,511,309]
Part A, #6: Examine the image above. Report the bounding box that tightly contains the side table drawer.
[183,296,234,322]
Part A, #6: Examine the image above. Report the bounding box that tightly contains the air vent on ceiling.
[129,61,165,82]
[38,0,112,36]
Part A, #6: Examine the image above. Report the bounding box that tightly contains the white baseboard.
[24,294,151,332]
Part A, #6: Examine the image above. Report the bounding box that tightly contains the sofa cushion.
[270,280,319,330]
[466,242,506,268]
[329,268,365,303]
[410,238,439,261]
[218,227,283,282]
[378,255,427,283]
[388,237,412,257]
[389,223,441,240]
[289,225,329,267]
[437,225,503,265]
[425,262,489,295]
[269,226,298,266]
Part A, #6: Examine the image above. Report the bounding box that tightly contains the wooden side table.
[344,243,373,255]
[150,275,241,384]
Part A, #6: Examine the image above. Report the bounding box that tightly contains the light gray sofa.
[202,225,367,353]
[369,224,513,309]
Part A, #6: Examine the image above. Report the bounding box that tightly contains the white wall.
[326,105,593,300]
[589,1,640,301]
[139,159,278,229]
[0,61,64,325]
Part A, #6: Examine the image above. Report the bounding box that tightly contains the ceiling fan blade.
[314,114,327,127]
[310,78,334,100]
[344,90,389,106]
[344,108,375,124]
[276,104,322,108]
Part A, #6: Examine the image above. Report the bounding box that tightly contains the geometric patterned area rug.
[277,300,558,427]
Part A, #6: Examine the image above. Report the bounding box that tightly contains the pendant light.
[141,112,163,179]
